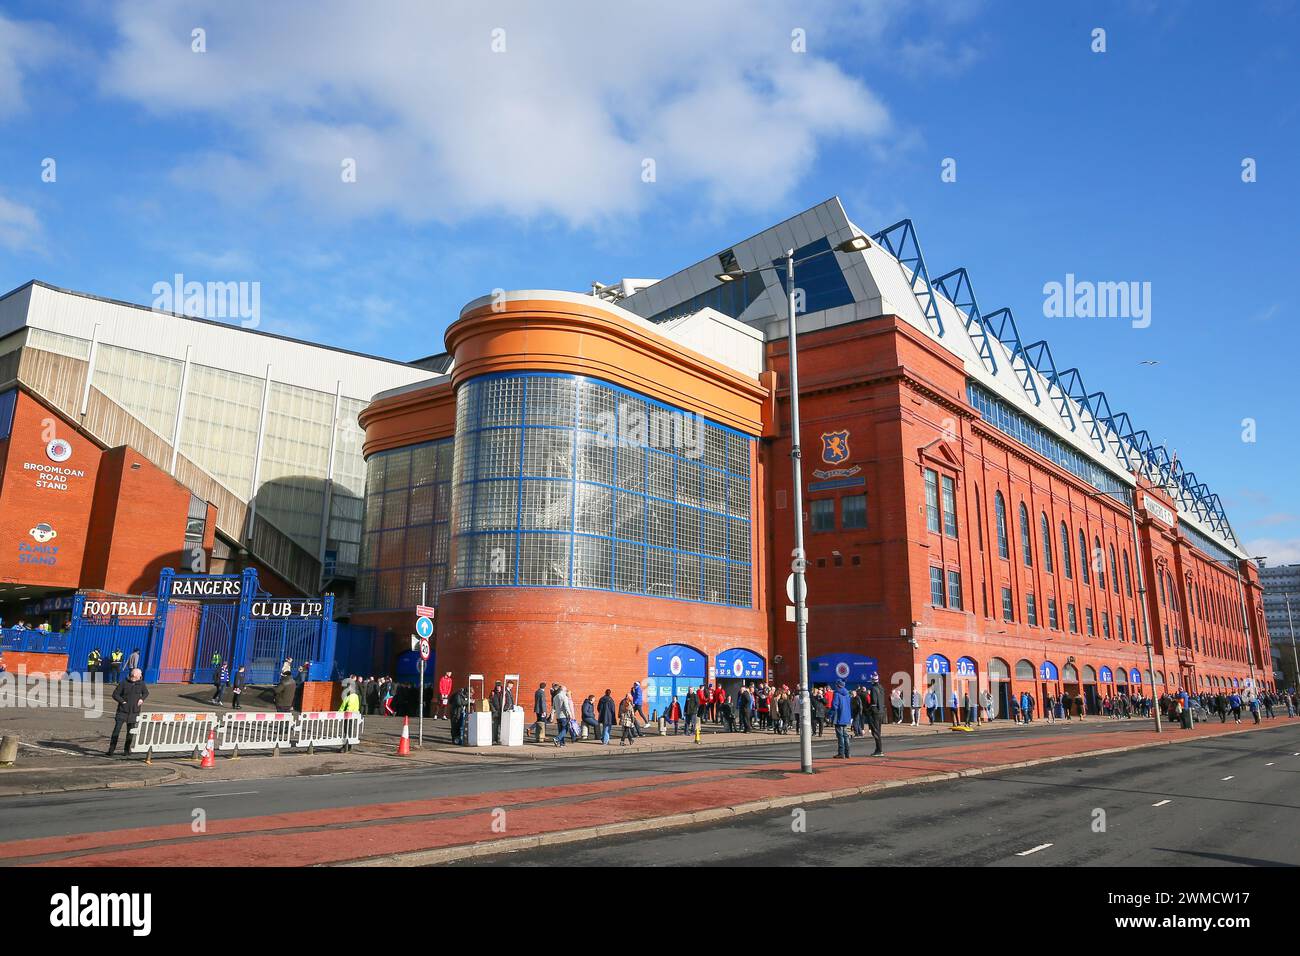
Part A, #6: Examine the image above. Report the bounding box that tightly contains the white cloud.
[0,192,42,252]
[0,13,59,120]
[1246,538,1300,565]
[100,0,902,227]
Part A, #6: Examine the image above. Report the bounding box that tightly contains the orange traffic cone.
[397,717,411,756]
[200,728,216,768]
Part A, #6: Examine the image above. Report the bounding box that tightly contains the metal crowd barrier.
[130,712,218,758]
[294,712,363,750]
[218,712,296,753]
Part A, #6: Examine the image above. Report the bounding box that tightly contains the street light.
[716,233,871,774]
[1085,485,1161,732]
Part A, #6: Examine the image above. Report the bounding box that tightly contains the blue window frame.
[0,388,15,441]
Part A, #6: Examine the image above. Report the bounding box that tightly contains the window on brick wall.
[1026,592,1038,626]
[995,492,1009,559]
[947,570,962,610]
[1061,521,1073,578]
[1068,603,1078,633]
[1041,513,1054,573]
[1048,597,1059,629]
[941,475,958,538]
[1086,607,1095,636]
[930,566,945,607]
[1020,503,1033,568]
[1002,586,1014,622]
[811,498,834,533]
[842,493,867,530]
[925,469,940,534]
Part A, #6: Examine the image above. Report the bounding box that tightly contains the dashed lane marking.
[1152,800,1171,807]
[1016,843,1053,857]
[1221,775,1235,780]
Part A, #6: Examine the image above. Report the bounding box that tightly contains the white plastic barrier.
[131,712,218,755]
[498,706,526,747]
[294,712,363,749]
[218,711,296,751]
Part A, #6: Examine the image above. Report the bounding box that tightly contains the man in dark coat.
[274,674,296,713]
[738,685,753,733]
[865,675,886,756]
[450,687,468,745]
[597,688,617,744]
[683,687,699,737]
[489,682,504,744]
[107,668,149,756]
[532,681,549,741]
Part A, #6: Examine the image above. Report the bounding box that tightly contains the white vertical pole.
[170,345,193,475]
[247,364,272,544]
[79,323,101,417]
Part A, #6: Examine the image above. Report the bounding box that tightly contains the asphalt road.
[0,718,1176,843]
[468,722,1300,867]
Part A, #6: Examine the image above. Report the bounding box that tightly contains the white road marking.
[1016,843,1053,857]
[1265,762,1274,767]
[1152,799,1171,807]
[18,741,82,757]
[1221,775,1235,781]
[196,791,259,798]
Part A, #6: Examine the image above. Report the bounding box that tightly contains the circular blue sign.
[416,616,434,639]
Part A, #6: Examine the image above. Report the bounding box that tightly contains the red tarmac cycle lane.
[0,721,1274,867]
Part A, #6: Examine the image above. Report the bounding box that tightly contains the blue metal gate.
[68,568,337,684]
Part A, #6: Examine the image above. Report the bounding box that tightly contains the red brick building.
[342,199,1270,713]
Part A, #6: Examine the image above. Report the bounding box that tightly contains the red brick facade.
[0,390,211,612]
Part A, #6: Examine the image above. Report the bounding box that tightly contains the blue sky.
[0,0,1297,559]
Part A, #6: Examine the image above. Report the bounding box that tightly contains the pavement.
[0,711,1289,866]
[0,678,974,794]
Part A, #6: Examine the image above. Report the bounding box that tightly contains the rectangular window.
[947,570,962,610]
[930,567,945,607]
[1048,597,1059,630]
[842,493,867,530]
[1068,603,1078,633]
[1026,592,1038,627]
[925,469,940,534]
[1102,611,1111,639]
[1001,587,1014,622]
[941,475,958,538]
[1131,617,1138,644]
[1086,607,1095,636]
[811,498,835,532]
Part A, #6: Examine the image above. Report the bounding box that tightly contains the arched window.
[1123,550,1132,596]
[1079,529,1090,584]
[1015,659,1035,680]
[1109,545,1119,594]
[1019,503,1032,567]
[1040,513,1053,572]
[994,492,1008,559]
[1061,522,1073,578]
[1095,536,1105,589]
[1159,572,1167,606]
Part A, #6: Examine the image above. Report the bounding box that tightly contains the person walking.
[891,686,904,724]
[1249,695,1261,725]
[553,685,574,747]
[209,660,229,706]
[831,680,854,759]
[910,688,921,726]
[738,684,753,733]
[1229,692,1243,724]
[631,681,647,735]
[598,688,617,745]
[107,668,149,756]
[450,686,468,745]
[667,695,683,734]
[274,671,297,713]
[619,694,636,746]
[925,688,938,724]
[683,687,699,738]
[125,647,140,676]
[532,681,550,742]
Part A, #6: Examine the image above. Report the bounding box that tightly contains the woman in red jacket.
[667,696,683,734]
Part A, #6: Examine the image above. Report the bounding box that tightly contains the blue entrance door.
[645,643,707,720]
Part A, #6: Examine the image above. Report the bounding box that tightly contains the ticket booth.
[715,647,765,702]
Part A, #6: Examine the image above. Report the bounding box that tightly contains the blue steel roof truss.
[933,268,998,375]
[866,217,1238,553]
[870,219,945,339]
[981,307,1043,406]
[1021,340,1076,431]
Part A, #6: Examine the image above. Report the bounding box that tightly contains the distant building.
[1258,561,1299,689]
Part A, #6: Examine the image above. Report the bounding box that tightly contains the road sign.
[418,637,431,661]
[416,615,434,640]
[416,605,436,619]
[785,573,807,604]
